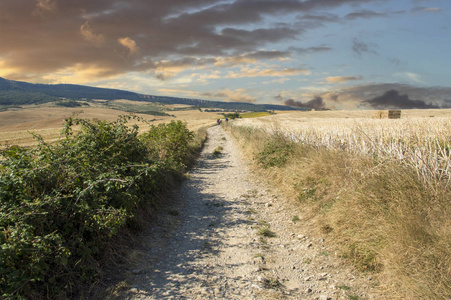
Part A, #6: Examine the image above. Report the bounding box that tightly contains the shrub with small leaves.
[0,116,195,299]
[257,136,294,168]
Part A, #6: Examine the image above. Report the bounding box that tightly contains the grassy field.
[235,109,451,186]
[239,111,272,118]
[227,109,451,299]
[0,100,220,148]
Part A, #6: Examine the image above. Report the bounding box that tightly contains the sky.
[1,0,451,110]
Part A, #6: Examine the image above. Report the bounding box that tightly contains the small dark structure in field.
[388,110,401,119]
[373,110,402,119]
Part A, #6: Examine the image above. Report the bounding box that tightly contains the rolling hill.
[0,77,302,112]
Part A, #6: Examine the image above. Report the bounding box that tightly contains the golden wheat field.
[234,109,451,185]
[0,101,221,148]
[228,109,451,299]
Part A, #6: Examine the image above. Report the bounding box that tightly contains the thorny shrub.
[0,116,194,299]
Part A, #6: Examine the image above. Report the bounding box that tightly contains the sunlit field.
[0,101,221,148]
[234,109,451,186]
[228,109,451,299]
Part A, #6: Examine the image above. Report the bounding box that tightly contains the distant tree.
[223,112,241,119]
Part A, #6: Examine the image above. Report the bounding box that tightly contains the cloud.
[226,67,310,78]
[412,7,443,13]
[300,13,339,23]
[275,94,284,101]
[202,89,257,103]
[214,50,291,67]
[363,89,440,109]
[299,83,451,110]
[284,96,326,109]
[395,72,425,84]
[80,21,105,46]
[158,88,204,99]
[0,0,384,83]
[33,0,57,15]
[326,76,362,83]
[118,37,139,55]
[346,10,386,20]
[289,46,332,55]
[352,38,378,56]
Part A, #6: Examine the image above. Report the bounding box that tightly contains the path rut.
[118,125,379,300]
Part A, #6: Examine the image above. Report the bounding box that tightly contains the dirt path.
[118,125,379,300]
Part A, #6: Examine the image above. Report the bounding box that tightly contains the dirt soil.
[112,125,382,300]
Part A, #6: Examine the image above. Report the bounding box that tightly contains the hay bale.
[388,110,401,119]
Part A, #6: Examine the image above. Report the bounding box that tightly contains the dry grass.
[234,111,451,187]
[0,104,220,148]
[227,113,451,299]
[240,111,272,118]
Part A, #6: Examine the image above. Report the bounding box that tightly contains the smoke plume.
[364,89,440,109]
[284,96,326,109]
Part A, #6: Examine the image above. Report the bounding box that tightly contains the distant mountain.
[0,77,302,111]
[0,76,140,105]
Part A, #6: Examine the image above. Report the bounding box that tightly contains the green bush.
[257,136,294,168]
[0,116,194,299]
[54,100,82,107]
[140,120,194,168]
[223,112,241,119]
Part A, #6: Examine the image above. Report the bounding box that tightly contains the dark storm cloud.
[0,0,384,81]
[315,83,451,109]
[329,93,339,102]
[363,89,440,109]
[285,96,326,109]
[274,93,284,101]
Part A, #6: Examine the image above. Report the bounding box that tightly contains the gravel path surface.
[120,125,380,300]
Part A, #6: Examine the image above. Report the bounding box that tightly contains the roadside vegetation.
[0,116,205,299]
[227,119,451,299]
[240,111,274,118]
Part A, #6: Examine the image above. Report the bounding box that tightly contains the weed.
[247,208,257,214]
[249,189,259,195]
[257,137,294,168]
[257,227,276,238]
[321,225,333,234]
[338,285,351,290]
[348,244,381,272]
[298,187,317,202]
[264,277,282,289]
[258,220,269,226]
[292,215,300,222]
[212,146,223,156]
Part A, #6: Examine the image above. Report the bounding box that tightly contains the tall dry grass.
[234,117,451,188]
[227,121,451,300]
